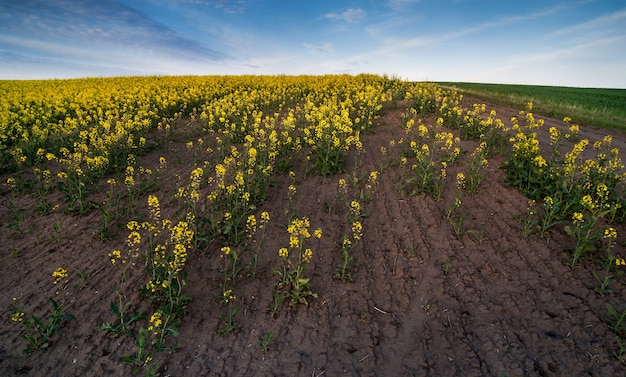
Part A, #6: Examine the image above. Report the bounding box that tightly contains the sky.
[0,0,625,88]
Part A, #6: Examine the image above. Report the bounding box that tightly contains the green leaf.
[110,300,120,317]
[606,303,618,318]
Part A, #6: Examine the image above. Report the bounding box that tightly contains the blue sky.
[0,0,625,87]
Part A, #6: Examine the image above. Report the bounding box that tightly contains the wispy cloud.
[496,35,626,72]
[324,8,366,24]
[158,0,250,14]
[0,0,225,63]
[549,8,626,37]
[361,2,582,60]
[386,0,421,11]
[202,0,249,14]
[303,42,336,55]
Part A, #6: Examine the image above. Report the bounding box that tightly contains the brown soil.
[1,98,626,377]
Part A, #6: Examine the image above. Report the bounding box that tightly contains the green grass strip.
[437,82,626,132]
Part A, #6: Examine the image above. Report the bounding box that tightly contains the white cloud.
[0,0,225,64]
[303,42,336,55]
[324,8,366,24]
[386,0,421,11]
[549,8,626,37]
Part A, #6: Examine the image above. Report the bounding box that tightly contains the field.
[2,75,626,376]
[438,82,626,132]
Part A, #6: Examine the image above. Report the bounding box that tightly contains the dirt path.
[1,98,625,376]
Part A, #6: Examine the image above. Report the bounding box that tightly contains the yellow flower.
[127,221,140,231]
[580,195,594,210]
[52,267,68,285]
[350,200,361,213]
[338,178,347,192]
[278,247,289,258]
[6,177,16,190]
[147,311,163,333]
[221,246,231,255]
[261,211,270,222]
[533,155,547,168]
[616,258,625,266]
[150,312,162,328]
[109,249,122,264]
[456,172,465,188]
[215,164,226,177]
[11,310,24,322]
[604,227,617,239]
[127,231,141,247]
[223,289,236,303]
[314,228,323,239]
[289,235,300,248]
[549,127,560,146]
[352,221,363,240]
[303,248,313,262]
[572,212,584,225]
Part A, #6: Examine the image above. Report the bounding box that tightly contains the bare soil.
[1,97,626,377]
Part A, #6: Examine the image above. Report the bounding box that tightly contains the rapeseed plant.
[272,217,322,313]
[446,173,466,239]
[10,268,76,354]
[336,200,364,281]
[100,221,145,337]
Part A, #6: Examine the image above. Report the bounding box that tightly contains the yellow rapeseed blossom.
[303,248,313,262]
[246,215,257,236]
[456,172,465,189]
[314,228,323,239]
[581,195,594,210]
[127,231,141,247]
[223,289,236,303]
[352,221,363,240]
[289,234,300,248]
[148,311,162,334]
[572,212,584,225]
[109,249,122,264]
[549,127,560,146]
[604,227,617,239]
[261,211,270,222]
[350,200,361,213]
[11,310,24,322]
[533,155,547,168]
[52,267,68,285]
